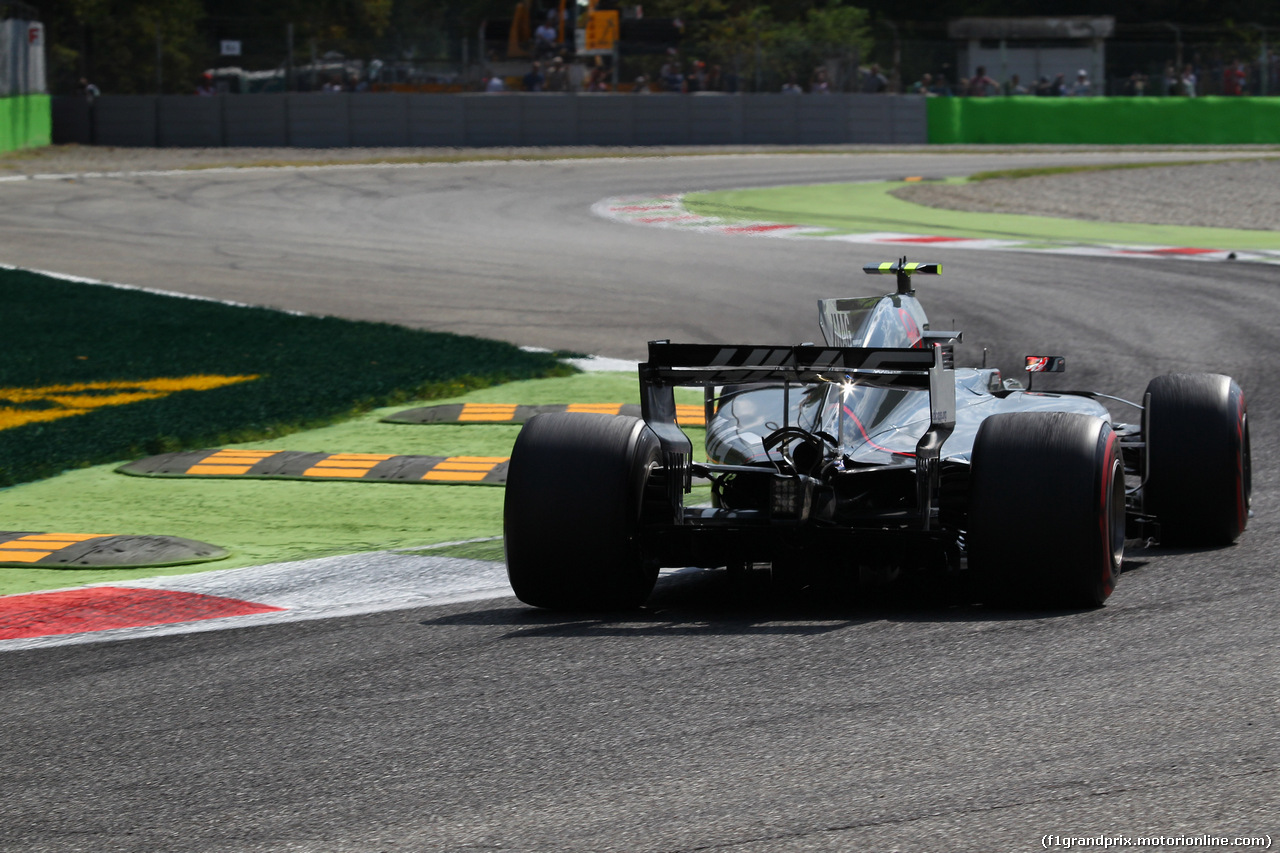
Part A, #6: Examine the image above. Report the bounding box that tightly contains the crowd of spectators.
[905,54,1280,98]
[176,12,1280,100]
[503,51,1274,97]
[903,65,1093,97]
[186,54,1280,96]
[320,55,1280,95]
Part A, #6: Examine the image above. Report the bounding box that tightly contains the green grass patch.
[683,181,1280,250]
[0,371,707,596]
[0,268,571,487]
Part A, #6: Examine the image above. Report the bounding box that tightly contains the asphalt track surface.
[3,150,1278,851]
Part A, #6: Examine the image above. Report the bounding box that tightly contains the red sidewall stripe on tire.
[1236,392,1248,534]
[1099,431,1118,597]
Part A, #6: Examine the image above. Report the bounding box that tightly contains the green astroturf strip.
[0,268,570,488]
[0,373,706,597]
[683,182,1280,251]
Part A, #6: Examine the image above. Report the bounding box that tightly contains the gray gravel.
[894,157,1280,231]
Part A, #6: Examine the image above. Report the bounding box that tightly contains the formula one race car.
[504,260,1251,610]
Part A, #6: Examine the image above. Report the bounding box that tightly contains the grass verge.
[683,181,1280,250]
[0,371,706,597]
[0,268,570,487]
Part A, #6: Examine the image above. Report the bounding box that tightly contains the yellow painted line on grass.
[0,375,260,431]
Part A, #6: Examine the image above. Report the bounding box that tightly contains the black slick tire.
[968,412,1124,609]
[1143,373,1250,546]
[504,413,661,610]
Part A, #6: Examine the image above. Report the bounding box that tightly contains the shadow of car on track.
[419,561,1153,639]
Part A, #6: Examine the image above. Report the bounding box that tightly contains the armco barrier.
[51,92,930,148]
[928,96,1280,145]
[1,94,51,152]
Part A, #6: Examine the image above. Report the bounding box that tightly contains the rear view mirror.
[1025,356,1065,373]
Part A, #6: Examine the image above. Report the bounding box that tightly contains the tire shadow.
[420,564,1109,639]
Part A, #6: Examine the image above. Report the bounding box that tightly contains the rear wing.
[639,341,956,513]
[641,342,937,388]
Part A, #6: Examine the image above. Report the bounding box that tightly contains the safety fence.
[38,92,1280,149]
[51,93,929,148]
[928,96,1280,144]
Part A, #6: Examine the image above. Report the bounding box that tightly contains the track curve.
[2,150,1277,852]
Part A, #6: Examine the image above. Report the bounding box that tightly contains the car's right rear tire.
[968,412,1124,609]
[1143,373,1250,546]
[504,412,661,610]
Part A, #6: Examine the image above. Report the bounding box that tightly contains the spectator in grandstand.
[545,56,569,92]
[781,75,803,94]
[1124,71,1149,96]
[485,72,506,92]
[78,77,101,101]
[196,72,216,96]
[965,65,997,96]
[811,67,831,93]
[705,65,723,92]
[633,75,651,93]
[1004,73,1030,95]
[1223,58,1247,95]
[523,61,544,92]
[684,60,707,92]
[1180,64,1197,97]
[586,61,609,92]
[534,19,558,57]
[1068,69,1092,96]
[660,51,684,92]
[862,64,888,93]
[77,75,99,100]
[908,72,933,95]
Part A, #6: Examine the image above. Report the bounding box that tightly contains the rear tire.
[968,412,1124,609]
[1143,374,1250,546]
[504,413,661,609]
